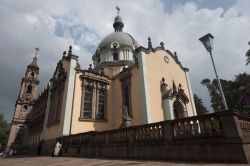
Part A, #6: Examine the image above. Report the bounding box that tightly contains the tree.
[201,79,224,112]
[246,42,250,65]
[0,113,9,150]
[193,94,209,115]
[201,73,250,112]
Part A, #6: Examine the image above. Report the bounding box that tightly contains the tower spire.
[28,48,39,69]
[6,48,40,151]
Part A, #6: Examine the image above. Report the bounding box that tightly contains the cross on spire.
[116,6,120,15]
[35,47,39,57]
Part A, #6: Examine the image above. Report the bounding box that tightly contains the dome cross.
[116,6,120,15]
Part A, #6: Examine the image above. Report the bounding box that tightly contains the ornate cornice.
[93,60,134,72]
[135,42,189,72]
[79,70,111,83]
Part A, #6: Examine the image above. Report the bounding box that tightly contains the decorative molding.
[78,117,108,122]
[164,56,169,63]
[135,45,189,72]
[79,71,110,121]
[161,78,189,104]
[93,60,134,73]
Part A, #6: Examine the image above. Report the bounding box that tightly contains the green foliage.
[193,94,209,115]
[246,42,250,65]
[0,113,9,150]
[201,72,250,112]
[201,79,224,112]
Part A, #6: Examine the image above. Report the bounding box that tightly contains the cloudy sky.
[0,0,249,122]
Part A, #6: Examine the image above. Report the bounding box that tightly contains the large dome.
[92,15,139,72]
[98,32,139,49]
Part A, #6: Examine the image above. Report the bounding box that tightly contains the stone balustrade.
[61,111,250,163]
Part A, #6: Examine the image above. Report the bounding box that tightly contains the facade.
[7,13,197,154]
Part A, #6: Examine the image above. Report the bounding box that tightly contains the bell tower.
[6,48,40,150]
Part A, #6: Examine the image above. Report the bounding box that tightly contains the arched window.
[97,89,106,120]
[113,52,119,61]
[23,105,28,110]
[31,72,35,77]
[27,85,32,94]
[83,87,93,119]
[173,100,186,119]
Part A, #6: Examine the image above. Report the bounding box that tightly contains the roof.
[98,32,139,49]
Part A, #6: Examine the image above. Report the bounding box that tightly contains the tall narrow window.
[55,87,63,121]
[97,89,106,120]
[27,85,32,94]
[48,91,56,125]
[47,83,65,126]
[113,52,118,61]
[121,77,132,117]
[124,83,130,115]
[83,87,93,119]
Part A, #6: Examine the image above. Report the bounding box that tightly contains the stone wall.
[62,111,250,163]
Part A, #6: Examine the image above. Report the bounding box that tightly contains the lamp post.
[199,33,228,110]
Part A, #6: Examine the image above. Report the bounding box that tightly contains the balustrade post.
[219,111,243,138]
[163,121,174,142]
[127,127,134,143]
[70,136,72,145]
[105,132,109,144]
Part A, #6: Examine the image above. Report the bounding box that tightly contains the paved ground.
[0,157,247,166]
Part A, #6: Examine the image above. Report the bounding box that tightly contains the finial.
[174,51,178,60]
[101,68,105,75]
[148,37,152,49]
[35,47,39,57]
[178,83,182,89]
[68,45,72,55]
[116,6,120,15]
[88,64,93,71]
[113,10,124,32]
[160,42,165,49]
[162,77,165,83]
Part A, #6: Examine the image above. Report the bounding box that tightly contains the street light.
[199,33,228,110]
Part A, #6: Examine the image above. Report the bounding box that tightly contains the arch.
[173,100,186,119]
[23,105,28,110]
[26,85,32,94]
[31,72,35,77]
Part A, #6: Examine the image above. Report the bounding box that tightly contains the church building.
[7,12,197,154]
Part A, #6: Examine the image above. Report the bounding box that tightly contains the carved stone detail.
[120,106,132,128]
[161,78,189,104]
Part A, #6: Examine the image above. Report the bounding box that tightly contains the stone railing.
[63,112,230,146]
[237,113,250,134]
[134,121,164,142]
[173,112,224,139]
[62,111,250,163]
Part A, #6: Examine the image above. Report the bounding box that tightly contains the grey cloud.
[0,0,249,122]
